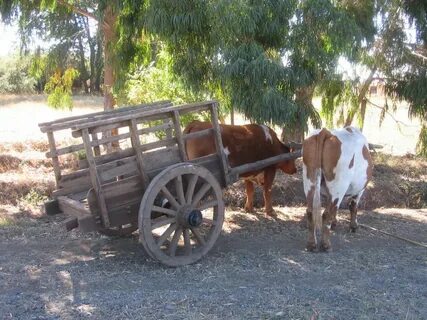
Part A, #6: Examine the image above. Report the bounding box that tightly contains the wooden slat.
[143,146,181,172]
[129,118,150,188]
[79,148,135,168]
[47,131,61,184]
[72,101,216,132]
[39,100,172,132]
[172,110,187,161]
[209,103,230,185]
[57,196,91,217]
[140,138,176,152]
[91,132,101,156]
[81,128,110,227]
[98,156,138,182]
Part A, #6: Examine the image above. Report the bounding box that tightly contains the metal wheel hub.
[177,205,203,228]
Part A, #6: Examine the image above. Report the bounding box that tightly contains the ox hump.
[260,125,273,143]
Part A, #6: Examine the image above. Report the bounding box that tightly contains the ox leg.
[263,169,276,217]
[244,180,255,213]
[306,209,317,252]
[320,198,339,252]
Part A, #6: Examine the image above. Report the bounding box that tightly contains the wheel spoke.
[183,228,192,256]
[151,216,176,230]
[185,174,198,204]
[191,183,212,207]
[191,227,206,246]
[156,223,177,247]
[198,200,219,211]
[203,218,216,226]
[152,205,176,217]
[169,227,182,257]
[175,175,186,205]
[161,186,180,209]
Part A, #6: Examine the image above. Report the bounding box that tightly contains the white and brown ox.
[302,127,373,252]
[184,121,297,217]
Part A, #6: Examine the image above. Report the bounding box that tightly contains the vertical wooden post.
[172,110,188,162]
[47,131,61,186]
[164,118,173,139]
[81,128,110,227]
[91,132,101,156]
[210,102,229,186]
[129,119,150,189]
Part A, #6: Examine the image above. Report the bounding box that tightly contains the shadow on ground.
[0,207,426,319]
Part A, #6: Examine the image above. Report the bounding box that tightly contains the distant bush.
[0,55,36,94]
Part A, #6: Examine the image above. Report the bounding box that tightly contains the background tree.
[0,0,116,110]
[118,0,374,142]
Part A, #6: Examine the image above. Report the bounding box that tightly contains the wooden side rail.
[71,101,216,132]
[39,100,172,133]
[47,122,173,158]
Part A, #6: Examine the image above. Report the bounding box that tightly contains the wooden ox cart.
[39,101,301,266]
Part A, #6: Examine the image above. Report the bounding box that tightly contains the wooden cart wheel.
[87,189,138,236]
[139,163,224,266]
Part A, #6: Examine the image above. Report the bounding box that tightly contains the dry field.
[0,95,426,320]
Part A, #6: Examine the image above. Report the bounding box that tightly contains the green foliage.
[0,55,36,93]
[416,125,427,158]
[44,68,79,109]
[124,48,207,106]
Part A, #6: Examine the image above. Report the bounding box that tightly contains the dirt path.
[0,207,426,320]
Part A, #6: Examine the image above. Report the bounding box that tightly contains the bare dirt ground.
[0,95,426,319]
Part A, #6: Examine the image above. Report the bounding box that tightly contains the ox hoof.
[319,241,332,252]
[331,221,337,231]
[265,210,277,219]
[244,206,255,213]
[305,242,318,252]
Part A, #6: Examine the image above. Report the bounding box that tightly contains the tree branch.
[366,98,419,128]
[56,0,98,22]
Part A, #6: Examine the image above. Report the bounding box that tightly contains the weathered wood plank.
[140,138,176,152]
[172,110,187,161]
[78,148,135,168]
[39,100,172,133]
[57,196,91,217]
[47,131,61,184]
[91,132,101,156]
[81,128,110,227]
[72,101,216,132]
[130,119,150,188]
[209,103,229,185]
[143,146,181,172]
[98,156,138,182]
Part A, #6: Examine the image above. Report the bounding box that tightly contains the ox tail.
[312,168,322,233]
[312,129,330,233]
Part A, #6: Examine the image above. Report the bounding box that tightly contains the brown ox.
[183,121,297,217]
[302,127,373,252]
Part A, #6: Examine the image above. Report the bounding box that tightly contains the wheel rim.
[139,163,224,266]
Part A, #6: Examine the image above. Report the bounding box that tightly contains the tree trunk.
[76,31,90,93]
[94,33,103,93]
[345,67,377,127]
[281,85,315,143]
[102,5,117,111]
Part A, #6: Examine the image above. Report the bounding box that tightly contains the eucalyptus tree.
[0,0,116,110]
[318,0,427,155]
[118,0,372,141]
